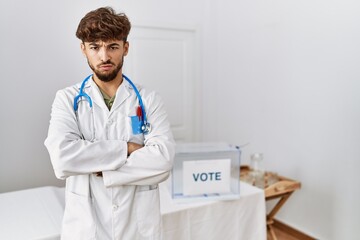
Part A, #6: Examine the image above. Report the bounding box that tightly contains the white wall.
[1,0,359,239]
[0,0,211,190]
[205,0,360,239]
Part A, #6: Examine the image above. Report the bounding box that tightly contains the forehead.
[84,39,124,46]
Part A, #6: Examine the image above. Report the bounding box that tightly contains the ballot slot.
[171,142,241,202]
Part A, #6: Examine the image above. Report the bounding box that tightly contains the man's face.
[81,40,129,82]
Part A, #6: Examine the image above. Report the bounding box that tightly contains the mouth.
[99,64,114,71]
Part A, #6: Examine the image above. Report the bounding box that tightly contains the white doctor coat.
[44,78,175,240]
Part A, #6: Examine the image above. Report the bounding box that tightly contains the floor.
[268,226,300,240]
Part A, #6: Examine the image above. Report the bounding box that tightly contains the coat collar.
[85,78,131,111]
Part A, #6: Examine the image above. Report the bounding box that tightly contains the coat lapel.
[110,80,131,112]
[83,77,131,112]
[88,79,110,111]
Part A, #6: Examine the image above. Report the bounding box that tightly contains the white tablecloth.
[160,181,266,240]
[0,182,266,240]
[0,186,65,240]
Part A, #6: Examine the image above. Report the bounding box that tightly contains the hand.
[127,142,143,156]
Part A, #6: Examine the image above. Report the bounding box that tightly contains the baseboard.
[273,219,317,240]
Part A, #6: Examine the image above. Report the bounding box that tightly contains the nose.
[99,48,110,62]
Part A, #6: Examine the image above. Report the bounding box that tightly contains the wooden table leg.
[267,192,293,220]
[266,192,293,240]
[267,224,277,240]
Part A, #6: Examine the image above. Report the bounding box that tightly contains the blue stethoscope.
[73,74,151,135]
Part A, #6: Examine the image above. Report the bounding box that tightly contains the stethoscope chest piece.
[141,122,151,135]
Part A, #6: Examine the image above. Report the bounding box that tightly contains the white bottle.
[250,153,265,188]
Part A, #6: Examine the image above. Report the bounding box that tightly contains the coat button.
[112,204,119,210]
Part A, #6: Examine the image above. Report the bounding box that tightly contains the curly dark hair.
[76,7,131,42]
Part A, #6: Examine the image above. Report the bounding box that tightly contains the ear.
[80,42,86,56]
[123,41,129,56]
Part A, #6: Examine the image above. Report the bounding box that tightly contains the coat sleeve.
[102,91,175,187]
[44,89,128,180]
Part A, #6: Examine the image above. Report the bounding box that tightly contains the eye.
[110,46,119,50]
[90,46,99,50]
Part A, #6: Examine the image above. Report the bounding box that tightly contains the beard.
[88,56,124,82]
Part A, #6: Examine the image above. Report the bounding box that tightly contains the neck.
[93,72,123,97]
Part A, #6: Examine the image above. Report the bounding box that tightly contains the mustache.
[98,60,115,66]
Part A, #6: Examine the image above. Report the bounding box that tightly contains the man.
[45,7,175,240]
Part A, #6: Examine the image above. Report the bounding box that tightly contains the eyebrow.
[88,42,121,47]
[88,42,99,47]
[107,43,121,47]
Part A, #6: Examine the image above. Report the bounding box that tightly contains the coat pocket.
[135,187,161,238]
[61,191,96,239]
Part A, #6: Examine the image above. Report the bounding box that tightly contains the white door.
[124,26,200,142]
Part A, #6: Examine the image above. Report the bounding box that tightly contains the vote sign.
[183,159,231,196]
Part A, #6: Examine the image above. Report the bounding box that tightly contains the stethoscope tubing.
[73,74,93,111]
[74,74,150,134]
[122,74,147,124]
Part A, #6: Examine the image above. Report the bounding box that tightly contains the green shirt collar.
[99,88,116,110]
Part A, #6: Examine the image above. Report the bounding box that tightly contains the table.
[160,180,267,240]
[0,181,266,240]
[240,166,301,240]
[0,186,64,240]
[264,175,301,240]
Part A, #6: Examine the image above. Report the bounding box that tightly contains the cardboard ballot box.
[171,142,241,202]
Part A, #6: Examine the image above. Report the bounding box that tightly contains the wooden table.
[240,166,301,240]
